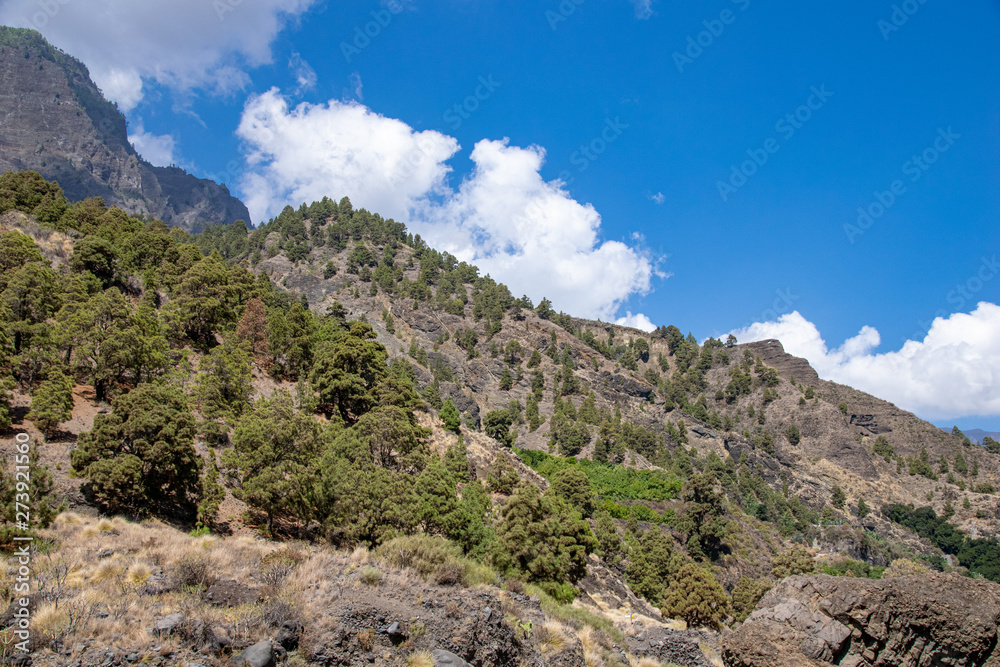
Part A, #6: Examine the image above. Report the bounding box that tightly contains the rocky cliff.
[0,27,250,231]
[722,573,1000,666]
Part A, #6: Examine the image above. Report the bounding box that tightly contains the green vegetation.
[885,503,1000,582]
[517,449,682,502]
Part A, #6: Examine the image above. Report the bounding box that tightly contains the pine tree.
[857,497,870,518]
[626,527,682,607]
[593,510,623,564]
[549,467,596,517]
[71,383,200,515]
[493,483,596,584]
[443,435,470,481]
[499,367,513,391]
[27,368,74,439]
[197,457,225,530]
[454,479,495,559]
[440,398,461,434]
[235,296,270,359]
[417,458,463,537]
[831,485,846,509]
[487,454,521,495]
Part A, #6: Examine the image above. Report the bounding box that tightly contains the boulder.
[151,613,185,637]
[431,649,471,666]
[237,640,275,667]
[276,619,303,651]
[722,573,1000,667]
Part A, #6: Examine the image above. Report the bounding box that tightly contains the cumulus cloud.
[0,0,317,110]
[729,303,1000,419]
[236,90,657,320]
[236,89,459,223]
[616,312,657,332]
[649,192,665,205]
[128,126,176,167]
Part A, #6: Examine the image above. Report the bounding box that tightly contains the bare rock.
[237,640,275,667]
[722,573,1000,667]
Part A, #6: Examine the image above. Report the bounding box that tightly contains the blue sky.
[2,0,998,429]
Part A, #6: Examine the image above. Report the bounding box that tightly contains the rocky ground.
[0,514,722,667]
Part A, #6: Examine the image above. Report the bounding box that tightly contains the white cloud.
[616,312,657,332]
[129,126,176,167]
[236,89,459,223]
[629,0,656,20]
[236,90,657,321]
[289,52,317,93]
[729,303,1000,419]
[0,0,317,110]
[650,192,665,205]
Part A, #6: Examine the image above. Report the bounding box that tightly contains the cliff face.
[0,27,250,231]
[722,573,1000,667]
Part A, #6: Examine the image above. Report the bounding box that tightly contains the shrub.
[359,566,382,586]
[871,436,894,462]
[771,544,815,579]
[172,553,213,589]
[537,581,577,604]
[882,558,931,578]
[659,563,728,630]
[730,576,771,623]
[376,534,461,576]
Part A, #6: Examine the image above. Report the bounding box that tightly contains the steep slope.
[246,213,1000,545]
[0,27,250,231]
[4,181,1000,666]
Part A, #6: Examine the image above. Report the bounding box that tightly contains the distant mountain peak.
[0,26,250,231]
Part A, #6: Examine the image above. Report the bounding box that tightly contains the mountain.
[3,176,1000,665]
[966,429,1000,445]
[0,27,250,231]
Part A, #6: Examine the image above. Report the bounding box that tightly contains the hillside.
[2,176,1000,666]
[0,27,250,231]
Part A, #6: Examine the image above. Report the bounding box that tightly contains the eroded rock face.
[0,29,250,230]
[722,574,1000,667]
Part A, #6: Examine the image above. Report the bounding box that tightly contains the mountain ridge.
[0,26,250,231]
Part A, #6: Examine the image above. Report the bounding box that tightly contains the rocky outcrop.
[744,339,820,386]
[849,414,892,435]
[722,574,1000,667]
[0,28,249,231]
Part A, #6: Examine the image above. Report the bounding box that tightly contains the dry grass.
[536,621,570,655]
[357,627,376,650]
[406,651,435,667]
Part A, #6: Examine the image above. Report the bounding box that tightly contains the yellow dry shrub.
[536,621,569,655]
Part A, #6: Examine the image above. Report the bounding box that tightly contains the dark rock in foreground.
[722,573,1000,667]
